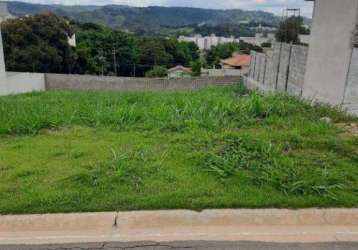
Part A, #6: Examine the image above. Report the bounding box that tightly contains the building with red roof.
[221,54,251,70]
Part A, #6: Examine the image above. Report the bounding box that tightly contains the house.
[168,65,192,78]
[68,33,76,47]
[221,54,251,70]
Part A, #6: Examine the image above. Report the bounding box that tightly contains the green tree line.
[1,13,200,77]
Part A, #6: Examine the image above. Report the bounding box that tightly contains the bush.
[145,66,168,78]
[190,60,202,77]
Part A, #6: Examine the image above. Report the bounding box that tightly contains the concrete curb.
[0,209,358,245]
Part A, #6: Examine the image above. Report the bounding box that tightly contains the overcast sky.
[16,0,314,17]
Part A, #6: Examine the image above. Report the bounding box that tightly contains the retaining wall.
[45,74,241,91]
[245,42,358,116]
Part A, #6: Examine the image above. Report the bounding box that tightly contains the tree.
[275,16,307,44]
[74,22,137,76]
[205,41,262,68]
[2,13,76,73]
[145,66,168,78]
[135,37,199,76]
[191,60,202,77]
[2,13,201,77]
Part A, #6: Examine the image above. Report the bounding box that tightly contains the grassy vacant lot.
[0,85,357,214]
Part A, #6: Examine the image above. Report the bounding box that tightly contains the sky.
[14,0,314,17]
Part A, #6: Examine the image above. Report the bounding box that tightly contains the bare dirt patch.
[336,123,358,137]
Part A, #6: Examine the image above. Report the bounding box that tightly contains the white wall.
[201,68,246,77]
[0,72,45,96]
[303,0,358,106]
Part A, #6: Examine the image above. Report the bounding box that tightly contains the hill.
[7,1,281,30]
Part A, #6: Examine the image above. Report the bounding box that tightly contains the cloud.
[16,0,314,17]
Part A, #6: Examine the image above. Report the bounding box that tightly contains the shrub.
[190,60,202,77]
[145,66,168,78]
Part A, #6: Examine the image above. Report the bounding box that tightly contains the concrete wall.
[244,43,308,95]
[0,72,45,96]
[287,45,308,96]
[258,53,266,85]
[303,0,358,105]
[264,45,280,91]
[343,48,358,114]
[201,68,245,77]
[45,74,241,91]
[249,51,256,79]
[254,53,261,82]
[277,43,292,92]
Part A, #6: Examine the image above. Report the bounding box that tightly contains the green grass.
[0,84,357,214]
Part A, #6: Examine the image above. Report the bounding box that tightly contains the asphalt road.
[1,242,358,250]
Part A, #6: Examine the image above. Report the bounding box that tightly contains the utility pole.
[281,8,301,44]
[112,47,117,76]
[285,8,301,17]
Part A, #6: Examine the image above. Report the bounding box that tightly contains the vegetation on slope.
[2,14,200,76]
[8,2,281,29]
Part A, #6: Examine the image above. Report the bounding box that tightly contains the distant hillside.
[7,1,281,30]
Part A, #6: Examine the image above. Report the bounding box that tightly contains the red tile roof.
[221,54,251,67]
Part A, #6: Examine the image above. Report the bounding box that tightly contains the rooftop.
[221,54,251,67]
[168,65,192,73]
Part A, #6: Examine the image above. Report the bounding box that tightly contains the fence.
[45,74,241,91]
[246,43,308,96]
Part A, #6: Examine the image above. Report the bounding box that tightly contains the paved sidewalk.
[0,209,358,246]
[2,241,358,250]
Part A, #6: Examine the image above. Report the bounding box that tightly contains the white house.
[68,33,76,47]
[168,65,192,78]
